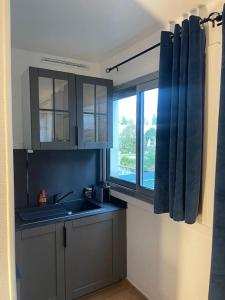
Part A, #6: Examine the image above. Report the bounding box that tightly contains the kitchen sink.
[61,199,101,214]
[18,199,102,222]
[18,204,67,221]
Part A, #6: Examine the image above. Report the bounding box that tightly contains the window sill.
[109,182,154,211]
[110,188,213,236]
[110,186,214,237]
[110,188,154,213]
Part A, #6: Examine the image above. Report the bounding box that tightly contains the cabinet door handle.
[63,226,67,248]
[75,126,78,145]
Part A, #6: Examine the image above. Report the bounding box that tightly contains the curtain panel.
[209,5,225,300]
[154,16,206,224]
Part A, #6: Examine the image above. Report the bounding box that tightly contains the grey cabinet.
[23,68,113,150]
[28,68,76,150]
[76,75,113,149]
[64,210,126,299]
[16,210,126,300]
[16,223,65,300]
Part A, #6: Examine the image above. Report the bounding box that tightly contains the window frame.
[107,72,158,203]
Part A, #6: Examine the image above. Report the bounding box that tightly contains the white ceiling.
[11,0,210,62]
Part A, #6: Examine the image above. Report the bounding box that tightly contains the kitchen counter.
[15,197,127,231]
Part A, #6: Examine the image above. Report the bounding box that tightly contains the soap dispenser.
[38,189,47,206]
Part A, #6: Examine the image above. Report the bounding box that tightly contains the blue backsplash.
[13,149,100,208]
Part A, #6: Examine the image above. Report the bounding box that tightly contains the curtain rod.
[106,12,223,73]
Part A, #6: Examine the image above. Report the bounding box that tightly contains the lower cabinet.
[16,210,126,300]
[16,223,65,300]
[65,211,126,299]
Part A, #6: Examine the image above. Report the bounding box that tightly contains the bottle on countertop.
[103,182,111,202]
[38,189,47,206]
[83,186,95,199]
[95,181,111,203]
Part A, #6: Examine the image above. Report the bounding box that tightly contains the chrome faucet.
[53,191,74,204]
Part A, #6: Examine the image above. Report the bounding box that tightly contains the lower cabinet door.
[16,223,65,300]
[65,212,118,299]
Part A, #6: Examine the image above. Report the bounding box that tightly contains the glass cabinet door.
[96,85,107,143]
[83,83,95,142]
[30,68,76,149]
[38,77,70,143]
[77,76,113,149]
[82,84,107,143]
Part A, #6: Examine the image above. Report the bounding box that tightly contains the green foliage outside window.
[119,117,156,171]
[120,155,136,169]
[119,120,136,154]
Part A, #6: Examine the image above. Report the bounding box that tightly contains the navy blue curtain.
[209,6,225,300]
[154,16,206,224]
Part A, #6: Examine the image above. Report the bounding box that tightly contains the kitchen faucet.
[53,191,74,204]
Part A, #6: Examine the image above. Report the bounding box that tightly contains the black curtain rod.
[106,12,223,73]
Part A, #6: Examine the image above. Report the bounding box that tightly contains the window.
[108,73,158,201]
[110,94,137,184]
[140,89,158,190]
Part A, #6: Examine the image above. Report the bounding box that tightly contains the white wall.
[102,1,223,299]
[101,29,161,85]
[11,48,103,148]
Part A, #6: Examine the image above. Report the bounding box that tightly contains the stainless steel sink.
[18,200,102,222]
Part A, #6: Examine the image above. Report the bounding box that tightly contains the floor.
[78,280,148,300]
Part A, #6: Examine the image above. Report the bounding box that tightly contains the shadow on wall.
[126,203,211,300]
[127,204,180,300]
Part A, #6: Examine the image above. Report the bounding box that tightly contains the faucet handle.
[53,192,62,203]
[53,191,74,204]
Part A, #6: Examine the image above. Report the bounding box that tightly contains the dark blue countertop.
[15,197,127,231]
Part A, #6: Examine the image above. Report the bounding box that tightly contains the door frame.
[0,0,16,299]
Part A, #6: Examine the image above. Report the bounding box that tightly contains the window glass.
[96,85,107,114]
[141,89,158,190]
[39,77,53,109]
[109,77,158,198]
[55,79,68,110]
[96,114,107,142]
[110,95,137,184]
[83,83,95,113]
[39,111,54,142]
[83,113,95,142]
[55,112,70,142]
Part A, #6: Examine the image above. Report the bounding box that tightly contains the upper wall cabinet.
[76,75,113,149]
[23,68,76,150]
[22,68,113,150]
